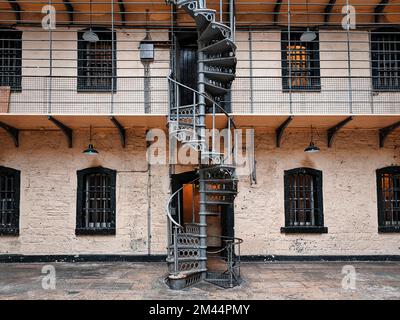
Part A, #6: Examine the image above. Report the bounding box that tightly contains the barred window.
[281,168,327,234]
[281,31,321,91]
[0,166,20,235]
[377,166,400,232]
[0,30,22,91]
[371,29,400,91]
[77,28,116,92]
[76,167,116,235]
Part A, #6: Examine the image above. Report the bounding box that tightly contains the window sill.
[0,228,19,236]
[281,226,328,234]
[76,228,116,236]
[378,226,400,233]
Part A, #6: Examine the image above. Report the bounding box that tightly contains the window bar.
[85,175,90,228]
[394,174,399,225]
[295,174,300,226]
[310,176,315,226]
[287,0,293,114]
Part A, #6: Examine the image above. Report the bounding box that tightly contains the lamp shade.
[82,30,99,43]
[83,144,99,155]
[304,142,320,153]
[300,29,317,42]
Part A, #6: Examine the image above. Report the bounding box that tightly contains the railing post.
[173,226,179,275]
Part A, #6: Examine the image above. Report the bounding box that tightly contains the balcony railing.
[1,76,399,115]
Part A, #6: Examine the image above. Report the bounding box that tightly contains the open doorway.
[170,171,234,251]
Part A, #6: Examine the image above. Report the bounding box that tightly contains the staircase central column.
[198,46,207,279]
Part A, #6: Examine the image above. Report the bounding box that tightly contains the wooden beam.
[276,116,294,147]
[110,116,126,148]
[324,0,337,26]
[118,1,126,26]
[0,121,19,147]
[63,0,74,24]
[375,0,390,24]
[7,0,21,23]
[48,116,73,148]
[379,120,400,148]
[273,0,282,25]
[327,116,353,147]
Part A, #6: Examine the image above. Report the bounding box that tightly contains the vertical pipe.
[345,0,353,114]
[47,0,53,115]
[288,0,293,114]
[220,0,223,23]
[111,0,115,114]
[248,30,254,113]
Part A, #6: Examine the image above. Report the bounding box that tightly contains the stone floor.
[0,262,399,300]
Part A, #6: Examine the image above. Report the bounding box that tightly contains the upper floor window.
[377,166,400,232]
[281,31,321,91]
[0,30,22,91]
[76,167,116,235]
[0,166,20,235]
[77,28,116,92]
[281,168,327,233]
[371,29,400,91]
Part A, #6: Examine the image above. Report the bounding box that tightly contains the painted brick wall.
[0,128,399,256]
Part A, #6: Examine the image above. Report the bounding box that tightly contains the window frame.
[370,28,400,92]
[376,166,400,233]
[76,167,117,235]
[77,28,117,92]
[281,30,321,92]
[0,29,22,92]
[281,167,327,234]
[0,166,20,236]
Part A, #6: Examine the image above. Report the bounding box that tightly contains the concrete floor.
[0,262,399,300]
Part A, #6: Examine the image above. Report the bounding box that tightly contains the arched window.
[0,166,20,235]
[371,28,400,91]
[77,28,116,92]
[76,167,116,235]
[377,166,400,232]
[281,167,327,234]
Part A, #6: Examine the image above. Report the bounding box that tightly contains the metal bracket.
[48,116,73,148]
[327,116,353,148]
[379,120,400,148]
[0,121,19,147]
[110,116,126,148]
[276,116,294,148]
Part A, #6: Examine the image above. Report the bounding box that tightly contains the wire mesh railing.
[1,75,399,114]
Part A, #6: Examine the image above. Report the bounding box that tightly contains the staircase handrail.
[167,75,236,129]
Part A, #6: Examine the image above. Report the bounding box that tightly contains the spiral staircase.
[165,0,242,290]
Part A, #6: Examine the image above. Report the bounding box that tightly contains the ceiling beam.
[118,1,126,26]
[273,0,282,25]
[379,120,400,148]
[63,0,74,24]
[374,0,390,24]
[110,116,126,148]
[7,0,21,24]
[327,116,353,147]
[324,0,337,26]
[48,116,73,148]
[276,116,294,147]
[0,121,19,147]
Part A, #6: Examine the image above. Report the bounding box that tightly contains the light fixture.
[82,0,99,43]
[83,125,99,155]
[139,10,154,62]
[305,126,320,153]
[300,0,317,42]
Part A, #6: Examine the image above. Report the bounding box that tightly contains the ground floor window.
[0,166,20,235]
[76,167,116,235]
[281,167,327,234]
[377,166,400,232]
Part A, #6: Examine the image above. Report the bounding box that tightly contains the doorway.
[170,171,234,249]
